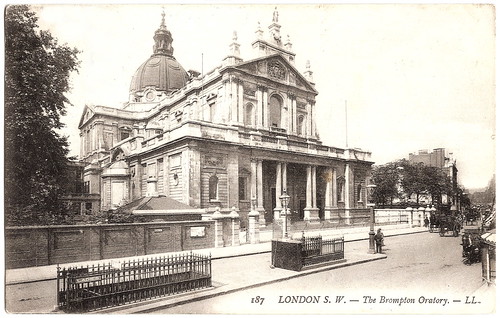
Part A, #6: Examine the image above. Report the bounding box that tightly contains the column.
[324,167,333,221]
[256,87,263,127]
[312,166,317,209]
[257,160,265,227]
[250,159,257,202]
[332,167,338,208]
[305,166,312,209]
[231,77,238,123]
[262,89,269,127]
[287,93,294,133]
[237,79,244,124]
[292,97,297,134]
[344,163,352,224]
[306,102,312,136]
[274,162,282,220]
[282,162,287,192]
[311,100,317,137]
[222,79,230,122]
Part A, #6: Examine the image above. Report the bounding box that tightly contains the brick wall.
[5,220,216,269]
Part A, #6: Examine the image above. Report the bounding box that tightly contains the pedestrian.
[424,216,429,228]
[374,228,384,253]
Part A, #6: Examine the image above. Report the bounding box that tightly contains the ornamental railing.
[57,252,211,312]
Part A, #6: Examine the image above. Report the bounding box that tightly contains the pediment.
[78,104,96,128]
[234,54,317,94]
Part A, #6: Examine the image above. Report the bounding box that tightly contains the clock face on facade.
[146,90,155,101]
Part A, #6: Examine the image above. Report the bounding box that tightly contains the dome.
[129,54,188,95]
[129,12,189,96]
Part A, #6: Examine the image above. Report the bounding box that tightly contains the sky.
[29,2,496,190]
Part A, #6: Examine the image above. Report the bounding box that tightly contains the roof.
[114,195,193,214]
[129,54,189,94]
[481,229,496,245]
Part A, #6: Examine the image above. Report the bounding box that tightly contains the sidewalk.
[5,224,424,285]
[5,225,428,314]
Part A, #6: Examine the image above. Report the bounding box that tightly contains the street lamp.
[279,189,291,239]
[366,184,377,254]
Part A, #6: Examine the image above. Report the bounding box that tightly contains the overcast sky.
[30,2,495,190]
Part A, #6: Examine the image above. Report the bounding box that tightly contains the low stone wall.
[5,220,216,269]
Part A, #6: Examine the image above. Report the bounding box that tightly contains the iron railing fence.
[300,235,344,267]
[57,252,211,312]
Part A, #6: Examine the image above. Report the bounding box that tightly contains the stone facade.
[78,8,373,223]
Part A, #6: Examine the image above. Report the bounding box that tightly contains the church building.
[78,8,373,225]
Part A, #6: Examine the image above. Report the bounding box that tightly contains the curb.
[95,253,387,314]
[5,229,428,286]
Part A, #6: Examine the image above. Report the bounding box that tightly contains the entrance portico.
[250,155,370,225]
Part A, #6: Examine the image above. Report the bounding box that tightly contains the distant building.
[408,148,459,209]
[77,8,373,224]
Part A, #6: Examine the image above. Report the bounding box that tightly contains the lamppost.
[279,189,291,239]
[367,184,377,254]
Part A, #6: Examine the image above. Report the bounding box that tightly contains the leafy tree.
[399,160,428,204]
[4,5,80,225]
[371,161,401,206]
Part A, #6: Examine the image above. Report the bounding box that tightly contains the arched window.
[209,175,219,201]
[297,115,305,136]
[269,95,282,128]
[337,177,345,202]
[244,103,254,126]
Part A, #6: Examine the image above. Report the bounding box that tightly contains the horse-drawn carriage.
[438,215,461,237]
[461,226,482,265]
[429,213,461,236]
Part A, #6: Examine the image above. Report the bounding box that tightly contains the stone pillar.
[237,80,244,124]
[287,93,294,133]
[292,97,297,134]
[311,100,317,137]
[212,208,223,248]
[312,166,317,209]
[344,163,352,224]
[257,160,265,227]
[248,207,260,244]
[262,89,268,127]
[282,162,288,192]
[304,166,320,222]
[306,102,312,136]
[305,166,312,209]
[230,207,240,246]
[332,167,338,208]
[231,78,238,123]
[274,162,282,220]
[324,167,333,221]
[251,159,257,201]
[256,87,263,128]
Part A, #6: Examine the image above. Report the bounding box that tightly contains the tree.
[371,161,401,206]
[399,160,428,204]
[4,5,80,225]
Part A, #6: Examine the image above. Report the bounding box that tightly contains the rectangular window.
[83,181,90,194]
[239,177,247,201]
[147,163,156,178]
[85,202,92,211]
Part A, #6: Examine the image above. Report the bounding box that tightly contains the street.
[4,231,494,314]
[150,232,491,314]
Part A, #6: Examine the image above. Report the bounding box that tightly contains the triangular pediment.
[78,104,96,128]
[234,54,317,94]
